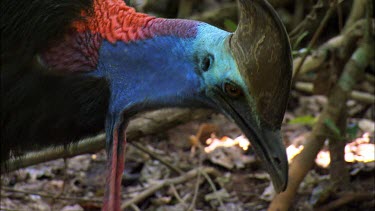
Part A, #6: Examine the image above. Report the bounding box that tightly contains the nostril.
[274,156,281,166]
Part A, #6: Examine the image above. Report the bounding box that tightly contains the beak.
[241,122,288,193]
[227,0,293,192]
[211,92,288,192]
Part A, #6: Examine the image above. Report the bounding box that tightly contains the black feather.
[1,0,93,71]
[1,67,110,162]
[1,0,111,166]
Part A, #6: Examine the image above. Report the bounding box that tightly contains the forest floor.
[1,93,374,211]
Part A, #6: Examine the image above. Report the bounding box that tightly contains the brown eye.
[224,83,242,97]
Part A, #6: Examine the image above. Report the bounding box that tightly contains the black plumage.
[1,0,109,164]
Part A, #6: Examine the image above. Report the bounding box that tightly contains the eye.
[224,82,242,98]
[201,54,213,72]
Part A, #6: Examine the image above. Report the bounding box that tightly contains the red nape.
[103,128,126,211]
[73,0,197,43]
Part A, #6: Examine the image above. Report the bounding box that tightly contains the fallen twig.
[188,150,203,211]
[200,168,225,208]
[130,142,184,175]
[169,184,186,205]
[1,187,102,203]
[295,82,375,104]
[50,157,69,210]
[120,167,217,209]
[129,204,141,211]
[0,208,28,211]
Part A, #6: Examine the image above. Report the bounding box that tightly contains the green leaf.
[289,115,317,126]
[346,123,359,140]
[324,118,341,137]
[292,31,309,50]
[224,19,237,32]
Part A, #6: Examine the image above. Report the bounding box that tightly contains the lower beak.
[251,127,288,192]
[213,94,288,192]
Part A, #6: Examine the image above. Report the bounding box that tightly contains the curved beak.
[236,116,288,193]
[227,0,293,192]
[211,91,288,192]
[230,106,288,192]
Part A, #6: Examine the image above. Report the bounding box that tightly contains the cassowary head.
[41,0,292,193]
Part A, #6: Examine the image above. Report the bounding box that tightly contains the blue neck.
[90,36,205,119]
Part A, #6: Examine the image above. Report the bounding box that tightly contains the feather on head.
[73,0,198,43]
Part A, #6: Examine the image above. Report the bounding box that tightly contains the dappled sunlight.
[316,150,331,168]
[315,132,374,168]
[344,132,374,163]
[286,145,304,163]
[204,132,374,168]
[204,135,250,153]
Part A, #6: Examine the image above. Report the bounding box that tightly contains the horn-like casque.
[230,0,292,129]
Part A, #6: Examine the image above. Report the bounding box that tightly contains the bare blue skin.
[89,22,250,134]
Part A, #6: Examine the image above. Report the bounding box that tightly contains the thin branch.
[130,142,184,175]
[289,0,327,45]
[343,0,367,32]
[189,3,237,29]
[0,208,28,211]
[120,167,217,209]
[293,19,369,76]
[293,3,337,84]
[2,109,212,172]
[169,184,186,205]
[2,134,105,173]
[295,82,375,104]
[2,187,102,203]
[337,0,343,32]
[188,150,203,211]
[317,192,374,211]
[201,168,225,208]
[130,204,141,211]
[365,0,374,43]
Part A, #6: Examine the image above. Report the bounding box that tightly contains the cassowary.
[1,0,292,210]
